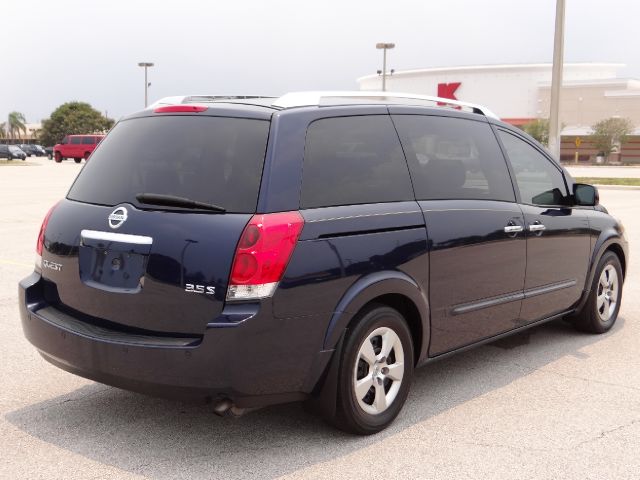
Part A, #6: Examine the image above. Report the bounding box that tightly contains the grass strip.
[0,160,36,166]
[575,177,640,186]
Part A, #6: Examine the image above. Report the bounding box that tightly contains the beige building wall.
[538,81,640,129]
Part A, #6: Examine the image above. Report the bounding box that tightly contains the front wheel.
[569,251,623,333]
[54,151,62,163]
[331,304,414,435]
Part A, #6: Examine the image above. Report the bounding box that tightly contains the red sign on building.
[437,82,461,100]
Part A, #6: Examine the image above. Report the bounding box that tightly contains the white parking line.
[0,258,31,268]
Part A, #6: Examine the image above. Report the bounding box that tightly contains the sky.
[2,0,639,124]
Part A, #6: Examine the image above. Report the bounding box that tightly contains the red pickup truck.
[53,134,105,163]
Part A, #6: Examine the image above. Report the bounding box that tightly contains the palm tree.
[7,112,27,139]
[0,122,6,139]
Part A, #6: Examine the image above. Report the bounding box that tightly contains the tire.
[83,151,90,161]
[570,251,623,334]
[74,158,82,164]
[331,304,414,435]
[54,151,62,163]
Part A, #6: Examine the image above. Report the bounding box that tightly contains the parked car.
[0,145,13,160]
[53,134,105,163]
[0,144,27,160]
[31,145,47,156]
[19,144,47,157]
[19,92,628,434]
[17,144,32,156]
[44,146,53,159]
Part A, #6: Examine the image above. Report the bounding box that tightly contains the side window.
[81,136,94,145]
[70,137,82,145]
[392,115,515,202]
[301,116,413,209]
[61,136,69,144]
[498,131,569,206]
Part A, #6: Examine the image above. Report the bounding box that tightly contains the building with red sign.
[357,63,640,163]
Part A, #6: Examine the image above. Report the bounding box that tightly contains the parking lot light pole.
[376,43,395,92]
[138,62,154,108]
[548,0,565,159]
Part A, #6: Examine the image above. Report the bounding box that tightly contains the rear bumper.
[19,273,333,408]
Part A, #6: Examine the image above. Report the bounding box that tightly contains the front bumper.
[19,273,332,407]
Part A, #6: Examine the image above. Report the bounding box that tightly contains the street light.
[548,0,565,158]
[376,43,395,92]
[137,62,154,108]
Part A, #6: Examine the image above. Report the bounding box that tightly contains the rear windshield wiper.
[136,193,226,212]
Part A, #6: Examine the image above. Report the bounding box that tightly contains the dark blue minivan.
[19,93,628,434]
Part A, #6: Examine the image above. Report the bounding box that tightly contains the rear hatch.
[41,112,270,335]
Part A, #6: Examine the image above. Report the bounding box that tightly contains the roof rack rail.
[272,91,499,119]
[147,95,275,109]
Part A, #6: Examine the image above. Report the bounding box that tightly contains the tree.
[39,102,114,146]
[0,122,6,138]
[522,118,549,146]
[591,117,635,161]
[7,111,27,139]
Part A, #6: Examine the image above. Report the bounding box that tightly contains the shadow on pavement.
[6,317,621,479]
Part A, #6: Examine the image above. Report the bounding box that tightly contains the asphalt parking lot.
[1,157,639,479]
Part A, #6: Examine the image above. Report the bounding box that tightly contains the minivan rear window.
[67,116,270,213]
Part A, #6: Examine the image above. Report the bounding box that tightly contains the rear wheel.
[74,158,82,164]
[83,151,90,161]
[54,151,62,163]
[330,304,414,435]
[570,251,623,333]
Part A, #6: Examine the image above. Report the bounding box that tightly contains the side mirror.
[573,183,599,206]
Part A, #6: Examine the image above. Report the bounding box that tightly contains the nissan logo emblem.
[108,207,128,229]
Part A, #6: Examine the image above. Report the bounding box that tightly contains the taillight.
[226,211,304,301]
[36,202,60,269]
[153,105,208,113]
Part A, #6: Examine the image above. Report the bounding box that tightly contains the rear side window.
[301,116,413,209]
[70,137,82,145]
[68,116,270,213]
[81,136,94,145]
[392,115,515,202]
[498,130,569,206]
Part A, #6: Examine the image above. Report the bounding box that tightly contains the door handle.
[528,222,546,232]
[504,225,524,233]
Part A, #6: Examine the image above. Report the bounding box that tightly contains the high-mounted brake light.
[226,212,305,301]
[36,201,60,269]
[153,105,208,113]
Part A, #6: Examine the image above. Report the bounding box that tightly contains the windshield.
[67,115,270,213]
[8,146,20,152]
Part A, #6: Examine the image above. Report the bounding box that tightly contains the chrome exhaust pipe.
[213,398,248,417]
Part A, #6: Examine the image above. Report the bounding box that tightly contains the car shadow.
[5,317,623,479]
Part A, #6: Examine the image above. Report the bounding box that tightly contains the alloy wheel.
[353,326,405,415]
[597,264,618,322]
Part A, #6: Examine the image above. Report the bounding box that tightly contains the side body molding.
[323,270,430,363]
